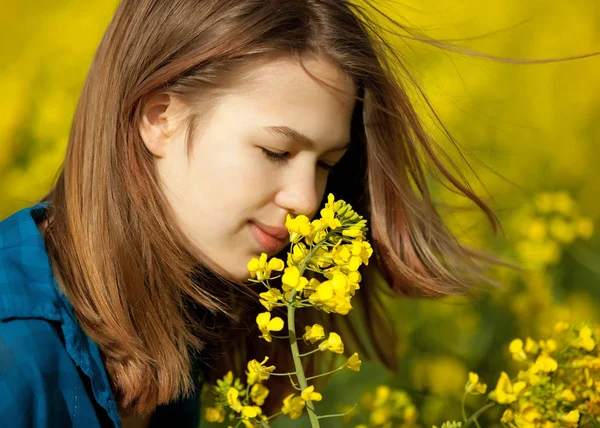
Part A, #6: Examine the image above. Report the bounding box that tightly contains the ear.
[138,93,175,158]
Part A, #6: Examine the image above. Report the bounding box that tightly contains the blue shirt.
[0,204,204,427]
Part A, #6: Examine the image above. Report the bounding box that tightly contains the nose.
[274,165,324,219]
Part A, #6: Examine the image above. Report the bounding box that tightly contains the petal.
[256,312,271,328]
[268,317,284,331]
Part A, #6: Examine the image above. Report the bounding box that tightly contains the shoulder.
[0,318,73,424]
[0,317,67,369]
[0,204,62,322]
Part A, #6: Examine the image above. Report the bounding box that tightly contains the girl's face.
[141,55,356,281]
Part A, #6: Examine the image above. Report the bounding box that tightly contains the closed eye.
[260,148,336,172]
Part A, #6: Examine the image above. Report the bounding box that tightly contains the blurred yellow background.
[1,1,598,426]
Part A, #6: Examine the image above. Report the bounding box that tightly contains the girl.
[4,0,583,427]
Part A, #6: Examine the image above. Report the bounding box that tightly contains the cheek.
[188,148,271,213]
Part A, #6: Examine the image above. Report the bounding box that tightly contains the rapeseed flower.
[345,352,361,372]
[301,385,323,402]
[256,312,284,342]
[204,407,225,423]
[281,394,305,419]
[281,266,308,293]
[318,332,345,354]
[247,253,285,281]
[227,387,243,412]
[246,357,276,385]
[464,372,487,395]
[285,214,312,243]
[258,289,282,311]
[249,383,269,406]
[303,324,325,343]
[488,372,518,404]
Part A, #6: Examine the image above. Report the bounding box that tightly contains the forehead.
[214,54,357,149]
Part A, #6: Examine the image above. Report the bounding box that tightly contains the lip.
[249,221,289,253]
[251,220,290,240]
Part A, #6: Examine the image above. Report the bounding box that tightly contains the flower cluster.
[205,193,371,427]
[433,321,600,427]
[203,358,275,427]
[486,322,600,426]
[248,193,373,317]
[343,385,420,427]
[514,191,594,270]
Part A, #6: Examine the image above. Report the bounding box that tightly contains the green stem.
[283,231,335,428]
[269,371,298,376]
[288,302,320,427]
[464,402,496,427]
[298,348,321,357]
[266,411,283,421]
[461,392,468,422]
[317,412,350,420]
[305,366,344,381]
[269,334,290,339]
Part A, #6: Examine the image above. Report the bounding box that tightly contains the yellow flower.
[301,385,323,402]
[320,207,342,230]
[204,407,225,423]
[281,266,309,293]
[258,289,282,311]
[501,409,514,423]
[256,312,284,342]
[524,218,547,240]
[247,253,285,281]
[561,410,580,424]
[287,242,308,266]
[285,214,312,243]
[534,353,558,372]
[403,405,417,421]
[227,387,243,412]
[342,227,363,238]
[553,192,574,215]
[558,388,576,402]
[373,385,391,407]
[488,372,517,404]
[370,407,392,426]
[246,357,276,385]
[520,404,542,422]
[509,338,527,361]
[308,219,329,244]
[513,381,526,394]
[554,321,570,332]
[345,352,361,372]
[576,326,596,351]
[309,280,334,305]
[350,240,372,265]
[549,217,576,243]
[319,332,344,354]
[303,324,325,343]
[540,338,557,353]
[281,394,305,419]
[465,372,487,395]
[577,217,594,239]
[524,337,539,354]
[325,193,344,213]
[216,370,234,388]
[250,383,269,406]
[241,405,261,419]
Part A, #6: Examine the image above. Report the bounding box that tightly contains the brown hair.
[40,0,596,417]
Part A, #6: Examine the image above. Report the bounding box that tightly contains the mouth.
[248,221,289,254]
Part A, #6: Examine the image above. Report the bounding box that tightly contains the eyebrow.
[262,125,350,152]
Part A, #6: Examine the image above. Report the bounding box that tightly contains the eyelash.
[260,148,336,172]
